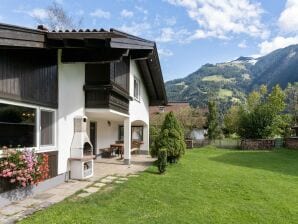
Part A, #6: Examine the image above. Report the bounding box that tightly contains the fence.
[192,139,240,149]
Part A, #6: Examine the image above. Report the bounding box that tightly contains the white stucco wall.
[86,118,122,152]
[57,51,85,174]
[129,60,150,151]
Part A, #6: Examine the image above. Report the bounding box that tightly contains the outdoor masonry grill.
[69,116,94,179]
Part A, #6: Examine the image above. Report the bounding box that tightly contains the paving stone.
[128,174,139,177]
[85,187,99,193]
[39,201,53,209]
[47,195,67,204]
[100,178,113,183]
[17,198,40,208]
[94,183,106,188]
[33,193,55,200]
[105,176,118,180]
[77,192,91,198]
[115,181,125,184]
[1,205,25,216]
[119,177,128,181]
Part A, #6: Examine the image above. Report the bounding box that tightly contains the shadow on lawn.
[210,150,298,177]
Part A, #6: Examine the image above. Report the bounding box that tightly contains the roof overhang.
[0,23,45,48]
[0,24,168,106]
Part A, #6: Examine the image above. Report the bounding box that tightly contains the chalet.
[0,23,167,197]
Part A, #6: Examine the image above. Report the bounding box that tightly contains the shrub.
[155,112,186,163]
[149,125,160,157]
[157,148,167,174]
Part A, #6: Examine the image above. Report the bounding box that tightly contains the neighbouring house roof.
[0,23,167,106]
[149,102,191,116]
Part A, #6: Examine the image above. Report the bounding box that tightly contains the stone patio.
[0,154,154,224]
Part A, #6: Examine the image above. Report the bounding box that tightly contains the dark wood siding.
[110,57,129,91]
[84,58,130,114]
[85,63,110,85]
[45,151,58,178]
[0,49,58,108]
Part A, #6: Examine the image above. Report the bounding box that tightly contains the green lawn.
[21,147,298,224]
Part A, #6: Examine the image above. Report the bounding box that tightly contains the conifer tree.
[155,112,186,163]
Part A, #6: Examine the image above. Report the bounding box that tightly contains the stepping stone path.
[128,174,139,177]
[119,177,128,181]
[77,192,91,198]
[105,176,118,180]
[100,178,114,183]
[115,180,125,184]
[94,182,106,188]
[85,187,100,193]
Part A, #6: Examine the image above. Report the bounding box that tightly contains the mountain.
[166,44,298,108]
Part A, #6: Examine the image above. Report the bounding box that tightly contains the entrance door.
[90,122,97,156]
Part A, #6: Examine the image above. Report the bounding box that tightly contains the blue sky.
[0,0,297,81]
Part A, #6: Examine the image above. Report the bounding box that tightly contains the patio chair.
[131,141,141,155]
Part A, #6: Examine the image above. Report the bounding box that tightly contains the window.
[40,110,54,146]
[119,126,124,141]
[0,103,36,148]
[119,126,143,141]
[0,101,56,151]
[132,126,143,141]
[134,78,140,101]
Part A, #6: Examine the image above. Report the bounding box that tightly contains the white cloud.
[90,9,111,19]
[165,16,177,26]
[18,8,49,19]
[118,22,151,36]
[156,28,175,42]
[135,6,148,14]
[258,36,298,55]
[238,40,247,48]
[158,48,174,57]
[121,9,134,18]
[166,0,269,40]
[156,27,190,43]
[278,0,298,33]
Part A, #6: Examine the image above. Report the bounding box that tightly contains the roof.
[150,102,191,116]
[0,23,167,106]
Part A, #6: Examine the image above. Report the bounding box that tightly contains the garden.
[20,147,298,224]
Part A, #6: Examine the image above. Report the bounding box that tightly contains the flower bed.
[0,149,49,189]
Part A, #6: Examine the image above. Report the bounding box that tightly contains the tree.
[34,2,82,30]
[207,101,221,140]
[238,85,289,139]
[154,112,186,163]
[285,82,298,124]
[224,106,240,135]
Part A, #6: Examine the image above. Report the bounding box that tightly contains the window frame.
[39,108,57,150]
[118,125,143,142]
[0,99,57,153]
[133,77,140,102]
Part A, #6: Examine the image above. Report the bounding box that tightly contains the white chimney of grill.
[69,115,94,179]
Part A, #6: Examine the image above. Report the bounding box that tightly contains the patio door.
[90,122,97,156]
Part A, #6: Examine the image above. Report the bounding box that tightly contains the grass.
[218,88,233,98]
[20,147,298,224]
[202,75,235,83]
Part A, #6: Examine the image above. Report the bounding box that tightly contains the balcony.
[84,83,130,114]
